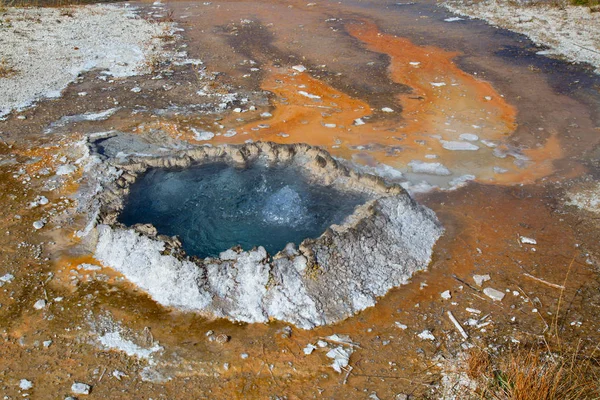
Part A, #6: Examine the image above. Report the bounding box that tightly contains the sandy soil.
[0,0,599,399]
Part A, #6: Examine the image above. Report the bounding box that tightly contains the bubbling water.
[118,162,368,258]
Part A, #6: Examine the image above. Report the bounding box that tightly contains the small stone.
[0,273,14,283]
[353,118,365,126]
[417,330,435,341]
[131,87,142,93]
[240,353,249,359]
[292,65,306,72]
[483,287,505,302]
[520,236,537,245]
[473,274,490,286]
[440,290,451,300]
[43,340,52,348]
[215,334,229,344]
[466,307,481,314]
[303,344,316,355]
[33,299,46,310]
[395,322,408,330]
[260,111,272,118]
[33,220,45,230]
[19,379,33,390]
[71,382,91,395]
[381,107,394,113]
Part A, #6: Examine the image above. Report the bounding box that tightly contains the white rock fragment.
[98,331,161,359]
[191,128,214,141]
[71,382,91,395]
[353,118,365,126]
[440,290,452,300]
[0,273,15,283]
[303,344,317,355]
[80,264,102,271]
[130,87,142,93]
[43,340,52,348]
[19,379,33,390]
[112,370,127,380]
[381,107,394,113]
[444,17,464,22]
[466,307,481,314]
[472,274,490,287]
[430,82,446,87]
[417,330,436,341]
[298,91,321,99]
[326,346,352,373]
[323,123,336,128]
[440,140,479,151]
[317,340,328,348]
[395,322,408,330]
[520,236,537,245]
[483,287,505,302]
[56,164,77,176]
[33,299,46,310]
[409,61,420,66]
[240,353,249,359]
[408,160,451,176]
[292,65,307,72]
[260,112,272,118]
[223,129,237,137]
[33,220,45,230]
[459,133,479,141]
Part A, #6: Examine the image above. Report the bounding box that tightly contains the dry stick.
[447,311,469,340]
[553,255,575,350]
[342,365,353,384]
[522,272,565,290]
[517,285,550,334]
[451,274,481,293]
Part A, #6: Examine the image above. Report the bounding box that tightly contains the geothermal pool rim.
[88,142,444,329]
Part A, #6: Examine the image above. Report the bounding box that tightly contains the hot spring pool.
[118,162,368,258]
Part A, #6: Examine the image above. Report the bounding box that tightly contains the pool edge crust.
[91,142,444,329]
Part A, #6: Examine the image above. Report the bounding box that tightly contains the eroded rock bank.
[87,141,443,328]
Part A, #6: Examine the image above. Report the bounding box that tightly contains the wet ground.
[0,0,599,398]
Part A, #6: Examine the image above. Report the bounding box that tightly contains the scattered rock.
[520,236,537,245]
[440,290,452,300]
[483,287,505,301]
[472,274,490,286]
[33,220,45,230]
[19,379,33,390]
[326,346,352,373]
[292,65,307,72]
[417,330,436,341]
[303,343,317,355]
[33,299,47,310]
[215,334,229,344]
[71,382,91,395]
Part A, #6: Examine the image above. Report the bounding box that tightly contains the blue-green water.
[119,163,368,258]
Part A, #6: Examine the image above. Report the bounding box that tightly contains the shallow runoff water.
[118,162,368,258]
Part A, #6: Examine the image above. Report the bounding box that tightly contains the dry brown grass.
[466,345,600,400]
[0,58,18,78]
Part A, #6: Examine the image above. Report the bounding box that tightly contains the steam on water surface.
[119,162,368,258]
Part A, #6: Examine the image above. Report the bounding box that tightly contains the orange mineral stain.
[193,21,562,185]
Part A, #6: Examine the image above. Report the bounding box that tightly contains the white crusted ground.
[442,0,600,73]
[0,4,172,117]
[95,192,443,329]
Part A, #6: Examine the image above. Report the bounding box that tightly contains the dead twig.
[523,272,565,290]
